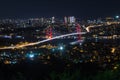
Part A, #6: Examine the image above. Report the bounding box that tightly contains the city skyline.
[0,0,120,80]
[0,0,119,19]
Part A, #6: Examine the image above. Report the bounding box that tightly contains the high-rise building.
[69,16,76,24]
[70,16,75,24]
[51,16,55,23]
[64,16,68,24]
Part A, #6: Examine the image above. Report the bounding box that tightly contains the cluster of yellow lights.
[111,48,116,53]
[4,60,10,64]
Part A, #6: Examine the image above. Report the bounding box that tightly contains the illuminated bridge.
[0,32,87,50]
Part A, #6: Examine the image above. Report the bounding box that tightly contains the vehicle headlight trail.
[0,32,86,50]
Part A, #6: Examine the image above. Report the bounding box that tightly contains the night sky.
[0,0,120,19]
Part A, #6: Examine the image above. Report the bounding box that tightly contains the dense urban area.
[0,16,120,80]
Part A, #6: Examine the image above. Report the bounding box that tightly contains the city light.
[29,54,34,58]
[0,32,86,50]
[0,15,119,79]
[116,16,119,19]
[59,46,63,50]
[52,48,55,52]
[29,54,35,58]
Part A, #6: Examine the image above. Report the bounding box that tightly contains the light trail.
[70,40,84,45]
[0,32,86,50]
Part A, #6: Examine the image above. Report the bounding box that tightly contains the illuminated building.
[69,16,76,24]
[64,16,68,24]
[52,16,55,23]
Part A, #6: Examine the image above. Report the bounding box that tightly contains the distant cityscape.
[0,15,119,65]
[0,15,120,80]
[0,0,120,79]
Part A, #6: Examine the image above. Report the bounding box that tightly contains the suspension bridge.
[0,24,87,50]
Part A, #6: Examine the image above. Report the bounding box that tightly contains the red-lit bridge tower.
[76,23,82,41]
[46,25,53,39]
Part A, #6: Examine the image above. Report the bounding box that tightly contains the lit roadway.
[85,22,120,32]
[0,32,86,50]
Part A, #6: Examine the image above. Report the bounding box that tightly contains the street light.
[59,46,63,50]
[115,16,119,19]
[29,54,34,58]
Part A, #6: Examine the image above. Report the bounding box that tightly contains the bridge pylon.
[46,25,53,39]
[76,23,82,41]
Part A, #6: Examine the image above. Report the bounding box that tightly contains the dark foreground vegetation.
[0,58,120,80]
